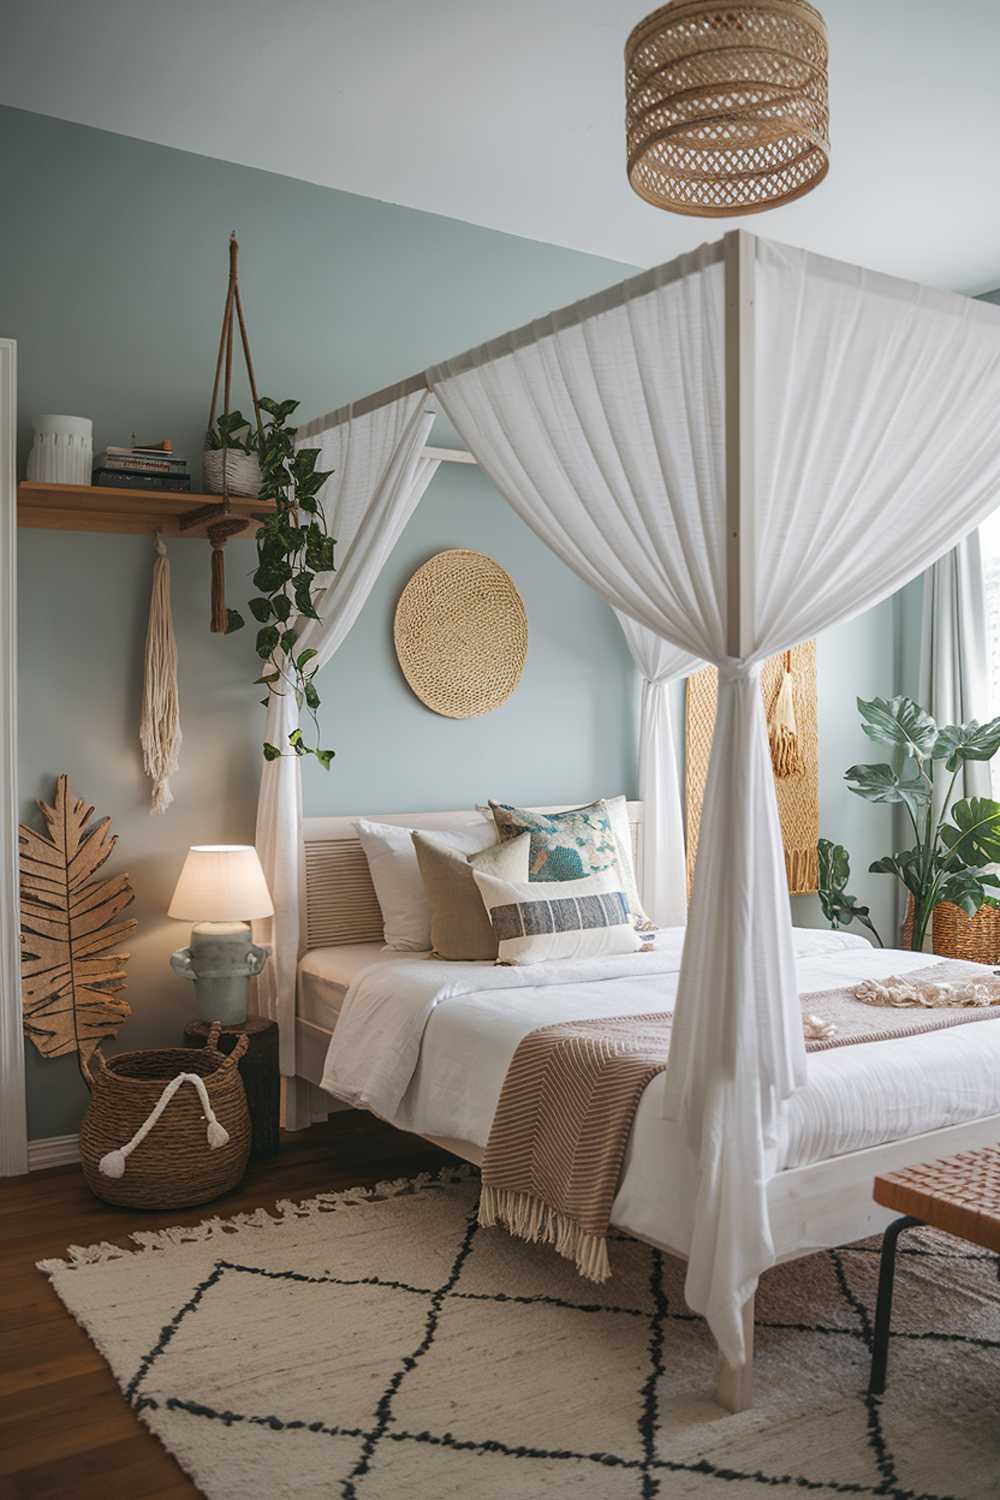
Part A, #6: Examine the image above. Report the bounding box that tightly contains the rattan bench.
[869,1145,1000,1394]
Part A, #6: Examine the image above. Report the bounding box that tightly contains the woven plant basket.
[202,447,261,498]
[932,901,1000,966]
[79,1024,251,1210]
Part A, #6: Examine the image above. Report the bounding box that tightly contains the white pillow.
[356,817,497,951]
[478,793,653,930]
[472,867,644,966]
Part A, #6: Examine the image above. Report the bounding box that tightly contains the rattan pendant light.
[625,0,830,217]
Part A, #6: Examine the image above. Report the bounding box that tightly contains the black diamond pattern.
[125,1188,997,1499]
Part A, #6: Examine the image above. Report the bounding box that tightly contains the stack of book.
[93,440,192,492]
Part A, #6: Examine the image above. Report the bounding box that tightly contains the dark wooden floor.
[0,1114,451,1498]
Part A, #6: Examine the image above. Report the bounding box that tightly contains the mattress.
[323,928,1000,1178]
[298,943,409,1031]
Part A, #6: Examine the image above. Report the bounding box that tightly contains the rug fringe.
[37,1163,477,1273]
[478,1185,611,1282]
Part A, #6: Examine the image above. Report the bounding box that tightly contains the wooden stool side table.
[184,1016,280,1159]
[869,1145,1000,1395]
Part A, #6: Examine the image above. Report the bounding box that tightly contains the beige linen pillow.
[412,831,531,961]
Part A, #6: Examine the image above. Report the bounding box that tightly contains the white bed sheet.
[320,927,1000,1257]
[298,943,407,1031]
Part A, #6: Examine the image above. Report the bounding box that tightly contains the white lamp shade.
[168,845,274,922]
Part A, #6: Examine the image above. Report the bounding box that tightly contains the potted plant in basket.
[818,696,1000,951]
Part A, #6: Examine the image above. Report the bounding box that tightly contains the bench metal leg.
[869,1215,922,1396]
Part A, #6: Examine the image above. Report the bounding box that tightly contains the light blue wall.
[3,106,638,1139]
[3,105,902,1141]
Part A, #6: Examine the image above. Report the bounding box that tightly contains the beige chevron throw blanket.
[479,961,1000,1283]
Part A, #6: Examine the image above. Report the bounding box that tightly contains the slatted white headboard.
[301,803,644,951]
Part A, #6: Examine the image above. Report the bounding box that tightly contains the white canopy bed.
[251,230,1000,1409]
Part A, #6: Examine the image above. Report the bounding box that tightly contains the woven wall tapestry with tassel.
[685,641,819,896]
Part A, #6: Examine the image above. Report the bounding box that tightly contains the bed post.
[716,1293,755,1413]
[724,227,755,662]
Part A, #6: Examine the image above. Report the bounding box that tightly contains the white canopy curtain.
[427,232,1000,1363]
[254,391,441,1076]
[615,613,698,928]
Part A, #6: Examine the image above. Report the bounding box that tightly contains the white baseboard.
[28,1133,80,1170]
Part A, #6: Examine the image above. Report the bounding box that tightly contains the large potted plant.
[819,696,1000,951]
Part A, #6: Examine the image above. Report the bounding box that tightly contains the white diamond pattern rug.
[39,1170,1000,1499]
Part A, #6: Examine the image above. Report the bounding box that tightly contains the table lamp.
[168,845,273,1024]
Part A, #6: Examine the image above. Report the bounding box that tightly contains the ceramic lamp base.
[170,921,270,1025]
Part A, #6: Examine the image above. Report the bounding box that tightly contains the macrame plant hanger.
[181,232,264,632]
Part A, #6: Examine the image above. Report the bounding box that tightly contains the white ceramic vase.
[26,415,93,485]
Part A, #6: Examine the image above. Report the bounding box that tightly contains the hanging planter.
[203,234,336,767]
[203,441,261,499]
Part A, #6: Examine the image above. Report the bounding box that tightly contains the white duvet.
[321,927,1000,1256]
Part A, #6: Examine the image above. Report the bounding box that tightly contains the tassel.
[206,1119,230,1150]
[98,1148,127,1179]
[139,533,182,813]
[768,651,805,778]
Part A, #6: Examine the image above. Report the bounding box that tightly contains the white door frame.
[0,338,26,1176]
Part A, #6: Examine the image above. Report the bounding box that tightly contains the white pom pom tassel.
[98,1148,127,1179]
[206,1119,230,1150]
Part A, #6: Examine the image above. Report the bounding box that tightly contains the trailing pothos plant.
[223,396,337,768]
[827,696,1000,951]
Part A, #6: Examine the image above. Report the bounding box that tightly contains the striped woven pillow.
[472,867,643,966]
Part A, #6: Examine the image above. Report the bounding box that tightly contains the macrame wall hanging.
[19,775,136,1071]
[139,533,182,812]
[685,640,819,895]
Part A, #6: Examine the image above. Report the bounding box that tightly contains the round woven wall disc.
[394,549,528,719]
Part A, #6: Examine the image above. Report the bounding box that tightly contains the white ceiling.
[3,0,999,293]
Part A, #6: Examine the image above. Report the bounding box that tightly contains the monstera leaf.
[938,797,1000,869]
[844,762,931,820]
[19,775,136,1066]
[932,718,1000,771]
[817,839,883,945]
[857,696,938,759]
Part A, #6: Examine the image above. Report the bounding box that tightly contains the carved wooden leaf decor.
[20,775,137,1066]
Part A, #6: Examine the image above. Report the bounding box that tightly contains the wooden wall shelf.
[16,481,275,538]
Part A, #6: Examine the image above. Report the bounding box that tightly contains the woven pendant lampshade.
[625,0,830,217]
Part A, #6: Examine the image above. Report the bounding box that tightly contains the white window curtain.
[919,533,992,821]
[615,613,699,928]
[254,393,441,1076]
[428,236,1000,1362]
[979,512,1000,799]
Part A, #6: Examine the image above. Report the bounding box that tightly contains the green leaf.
[817,838,850,899]
[253,671,280,686]
[314,748,335,771]
[280,628,298,655]
[262,742,282,761]
[844,763,931,819]
[255,625,280,659]
[932,718,1000,771]
[297,648,318,670]
[816,839,883,944]
[225,609,245,634]
[248,596,272,623]
[304,680,320,710]
[937,869,990,919]
[288,728,303,747]
[857,696,938,759]
[939,796,1000,867]
[271,594,291,623]
[869,850,924,897]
